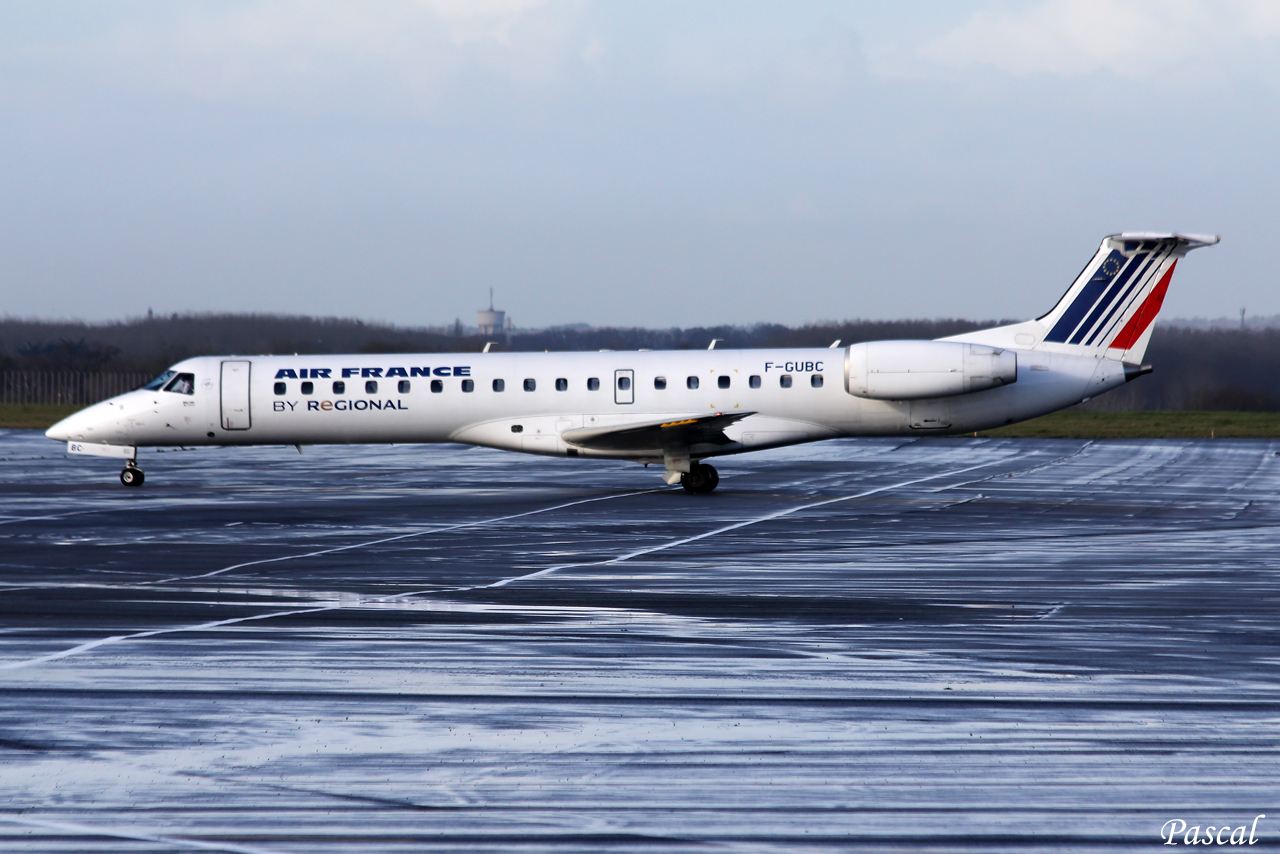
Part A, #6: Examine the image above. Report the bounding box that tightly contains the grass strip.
[973,410,1280,439]
[0,404,83,431]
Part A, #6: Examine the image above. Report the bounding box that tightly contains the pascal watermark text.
[1162,815,1264,846]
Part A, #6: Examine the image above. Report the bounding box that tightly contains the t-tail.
[947,233,1220,366]
[1037,233,1219,362]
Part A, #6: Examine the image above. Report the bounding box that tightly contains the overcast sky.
[1,1,1276,328]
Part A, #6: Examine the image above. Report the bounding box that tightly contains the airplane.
[46,232,1218,493]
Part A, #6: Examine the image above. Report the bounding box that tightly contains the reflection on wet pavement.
[1,432,1278,851]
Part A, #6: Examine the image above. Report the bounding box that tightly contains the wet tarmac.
[1,430,1278,852]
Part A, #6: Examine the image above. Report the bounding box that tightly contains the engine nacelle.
[845,340,1017,400]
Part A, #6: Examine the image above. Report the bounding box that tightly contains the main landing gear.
[120,462,145,487]
[680,463,719,494]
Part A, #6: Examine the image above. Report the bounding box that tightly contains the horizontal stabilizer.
[1110,232,1219,249]
[561,411,755,452]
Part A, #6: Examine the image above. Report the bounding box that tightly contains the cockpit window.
[163,373,195,395]
[143,370,177,391]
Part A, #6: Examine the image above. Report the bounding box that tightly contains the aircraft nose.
[44,400,117,444]
[45,418,72,442]
[45,408,91,442]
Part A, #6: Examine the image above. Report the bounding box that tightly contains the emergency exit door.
[614,369,634,405]
[221,360,252,430]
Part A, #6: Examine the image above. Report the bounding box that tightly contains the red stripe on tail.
[1108,260,1176,351]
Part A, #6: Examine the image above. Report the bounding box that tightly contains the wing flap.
[561,411,755,452]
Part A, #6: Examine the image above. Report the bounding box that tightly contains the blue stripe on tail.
[1083,250,1164,346]
[1070,252,1149,344]
[1045,249,1126,343]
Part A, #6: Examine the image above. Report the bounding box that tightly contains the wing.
[560,411,755,452]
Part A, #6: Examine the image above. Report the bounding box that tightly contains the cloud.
[418,0,558,44]
[655,16,863,109]
[913,0,1280,79]
[6,3,864,116]
[3,0,593,113]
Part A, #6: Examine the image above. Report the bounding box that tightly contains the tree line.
[1,313,1275,410]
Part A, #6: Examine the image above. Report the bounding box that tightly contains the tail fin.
[1036,232,1219,362]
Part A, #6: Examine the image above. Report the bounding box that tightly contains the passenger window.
[274,382,286,395]
[654,377,667,390]
[301,381,313,395]
[333,381,345,394]
[365,380,378,394]
[687,376,699,390]
[162,373,195,395]
[524,378,536,392]
[811,374,824,388]
[493,379,505,392]
[431,380,443,393]
[556,378,568,391]
[749,375,761,389]
[717,376,730,389]
[399,380,411,394]
[617,376,631,391]
[780,375,793,388]
[462,379,474,392]
[511,424,523,433]
[587,377,600,391]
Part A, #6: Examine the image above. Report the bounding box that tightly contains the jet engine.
[845,341,1017,400]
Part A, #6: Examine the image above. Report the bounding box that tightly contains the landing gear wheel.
[120,467,144,487]
[704,464,719,491]
[681,463,719,494]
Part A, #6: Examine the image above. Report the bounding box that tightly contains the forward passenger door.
[220,360,252,430]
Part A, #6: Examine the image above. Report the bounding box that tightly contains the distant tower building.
[477,288,506,336]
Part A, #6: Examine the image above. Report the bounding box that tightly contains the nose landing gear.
[680,463,719,494]
[120,463,145,487]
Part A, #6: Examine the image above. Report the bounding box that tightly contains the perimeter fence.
[0,372,151,406]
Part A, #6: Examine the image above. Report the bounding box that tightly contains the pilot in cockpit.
[164,373,195,395]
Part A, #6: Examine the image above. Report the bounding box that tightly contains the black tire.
[703,464,719,491]
[120,467,144,487]
[681,464,716,494]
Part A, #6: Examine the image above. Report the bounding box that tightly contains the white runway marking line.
[0,509,101,526]
[0,454,1022,671]
[0,605,336,671]
[148,488,663,584]
[0,815,285,854]
[484,456,1015,589]
[924,441,1095,492]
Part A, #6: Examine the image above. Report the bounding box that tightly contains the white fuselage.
[47,346,1125,463]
